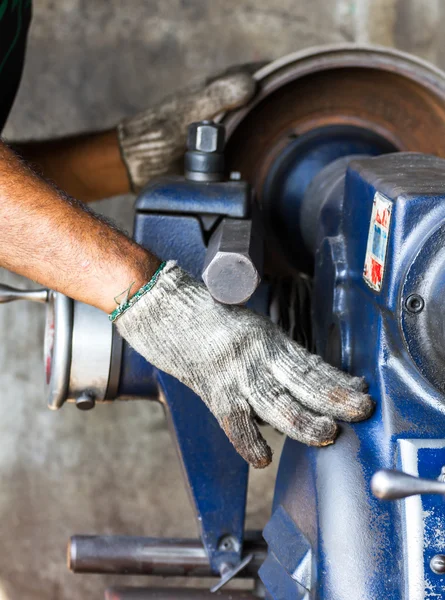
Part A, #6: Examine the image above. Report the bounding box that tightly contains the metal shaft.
[371,469,445,500]
[105,589,258,600]
[68,536,266,577]
[202,217,262,305]
[0,283,48,304]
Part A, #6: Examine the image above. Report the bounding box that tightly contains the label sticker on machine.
[363,192,392,292]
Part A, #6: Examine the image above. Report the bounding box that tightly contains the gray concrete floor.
[2,0,445,598]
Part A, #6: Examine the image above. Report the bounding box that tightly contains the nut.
[187,121,225,153]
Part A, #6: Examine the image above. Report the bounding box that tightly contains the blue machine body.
[118,176,255,573]
[117,131,445,597]
[261,152,445,599]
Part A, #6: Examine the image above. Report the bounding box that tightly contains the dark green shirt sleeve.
[0,0,32,133]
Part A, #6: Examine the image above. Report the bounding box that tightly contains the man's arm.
[0,66,373,467]
[0,141,158,312]
[12,130,131,204]
[0,139,373,467]
[10,69,256,202]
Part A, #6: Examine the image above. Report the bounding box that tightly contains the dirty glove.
[117,68,256,192]
[114,262,373,468]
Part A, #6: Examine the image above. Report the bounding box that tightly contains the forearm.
[9,69,258,202]
[11,129,131,203]
[0,141,160,312]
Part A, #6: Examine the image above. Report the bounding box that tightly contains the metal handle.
[210,554,254,593]
[0,283,49,304]
[371,468,445,500]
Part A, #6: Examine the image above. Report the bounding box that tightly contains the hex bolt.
[76,391,96,411]
[431,554,445,574]
[187,121,225,154]
[185,121,226,182]
[405,294,424,314]
[218,535,238,553]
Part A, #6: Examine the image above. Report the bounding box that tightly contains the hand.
[115,262,374,468]
[117,67,256,192]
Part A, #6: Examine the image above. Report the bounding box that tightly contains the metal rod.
[371,469,445,500]
[105,589,258,600]
[0,283,48,304]
[68,536,266,577]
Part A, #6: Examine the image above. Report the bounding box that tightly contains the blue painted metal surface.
[117,343,158,399]
[117,124,445,594]
[119,176,252,573]
[261,125,395,269]
[157,372,248,572]
[134,214,207,278]
[137,176,250,218]
[263,152,445,599]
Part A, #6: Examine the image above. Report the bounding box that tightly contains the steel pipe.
[0,283,48,304]
[68,536,266,577]
[105,589,258,600]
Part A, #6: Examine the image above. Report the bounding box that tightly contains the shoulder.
[0,0,32,131]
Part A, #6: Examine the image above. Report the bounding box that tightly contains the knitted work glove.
[117,68,256,192]
[114,262,373,468]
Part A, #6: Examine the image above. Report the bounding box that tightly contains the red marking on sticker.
[376,207,390,228]
[371,258,382,285]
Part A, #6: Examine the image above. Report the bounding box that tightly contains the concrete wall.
[1,0,445,598]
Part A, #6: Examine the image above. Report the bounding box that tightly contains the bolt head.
[405,294,424,314]
[76,391,96,411]
[217,535,239,553]
[187,121,225,153]
[431,554,445,574]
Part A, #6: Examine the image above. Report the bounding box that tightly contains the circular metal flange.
[221,45,445,272]
[401,223,445,394]
[45,291,73,410]
[44,293,119,409]
[224,44,445,157]
[68,301,115,406]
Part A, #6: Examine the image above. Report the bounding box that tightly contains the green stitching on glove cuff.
[109,261,167,323]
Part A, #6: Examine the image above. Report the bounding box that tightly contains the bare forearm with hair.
[11,130,131,203]
[0,140,160,312]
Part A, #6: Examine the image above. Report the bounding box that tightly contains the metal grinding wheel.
[222,45,445,272]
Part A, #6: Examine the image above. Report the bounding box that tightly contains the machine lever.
[0,283,49,304]
[371,468,445,500]
[210,554,254,593]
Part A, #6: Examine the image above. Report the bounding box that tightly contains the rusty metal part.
[105,589,258,600]
[224,45,445,176]
[221,45,445,272]
[68,535,266,577]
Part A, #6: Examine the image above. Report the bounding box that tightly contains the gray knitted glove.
[115,262,373,468]
[117,68,256,192]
